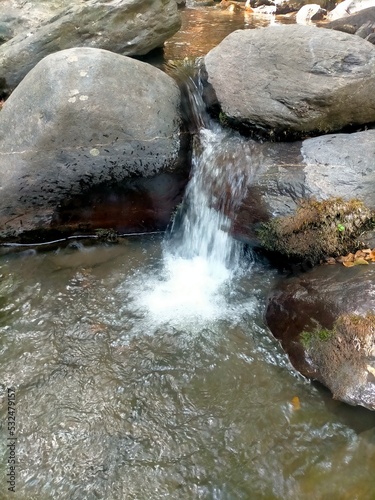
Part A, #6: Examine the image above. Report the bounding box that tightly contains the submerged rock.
[204,25,375,138]
[0,47,187,241]
[265,264,375,410]
[0,0,181,93]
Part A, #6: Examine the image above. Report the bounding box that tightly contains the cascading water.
[137,63,256,325]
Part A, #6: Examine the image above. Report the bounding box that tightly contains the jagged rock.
[0,48,187,241]
[0,0,181,93]
[265,264,375,410]
[204,25,375,137]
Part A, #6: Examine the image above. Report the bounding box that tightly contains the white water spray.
[134,66,256,326]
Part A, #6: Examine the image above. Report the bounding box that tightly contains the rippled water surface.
[0,239,375,499]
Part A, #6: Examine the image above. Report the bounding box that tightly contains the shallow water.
[1,4,375,500]
[0,238,375,499]
[164,5,293,60]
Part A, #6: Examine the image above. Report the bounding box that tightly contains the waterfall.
[167,126,248,273]
[137,62,255,325]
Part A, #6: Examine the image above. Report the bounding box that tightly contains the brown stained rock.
[300,314,375,409]
[0,48,188,242]
[266,264,375,409]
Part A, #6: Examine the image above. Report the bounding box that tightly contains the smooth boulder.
[204,25,375,137]
[265,265,375,410]
[0,0,181,93]
[0,48,186,240]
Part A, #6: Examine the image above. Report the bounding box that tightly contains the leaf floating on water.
[291,396,301,411]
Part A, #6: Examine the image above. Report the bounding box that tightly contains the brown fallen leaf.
[291,396,301,411]
[343,253,355,262]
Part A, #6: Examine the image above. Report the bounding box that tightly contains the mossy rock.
[257,197,374,265]
[299,314,375,408]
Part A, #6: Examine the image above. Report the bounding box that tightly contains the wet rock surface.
[0,0,181,93]
[0,47,187,241]
[204,25,375,137]
[230,130,375,245]
[266,264,375,410]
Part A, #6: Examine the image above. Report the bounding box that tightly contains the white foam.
[140,254,232,325]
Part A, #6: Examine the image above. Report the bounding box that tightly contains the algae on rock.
[257,197,374,264]
[299,314,375,407]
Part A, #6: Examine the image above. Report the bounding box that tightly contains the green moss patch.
[299,313,375,400]
[257,197,374,265]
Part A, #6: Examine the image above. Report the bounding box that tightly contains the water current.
[0,5,375,500]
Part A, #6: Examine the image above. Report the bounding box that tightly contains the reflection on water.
[164,6,293,60]
[164,7,270,60]
[0,239,374,499]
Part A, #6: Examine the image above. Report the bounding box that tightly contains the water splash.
[138,64,255,324]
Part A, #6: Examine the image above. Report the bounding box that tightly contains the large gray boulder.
[204,25,375,137]
[0,0,181,93]
[0,0,62,45]
[0,47,186,240]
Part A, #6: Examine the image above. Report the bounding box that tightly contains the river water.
[1,5,375,500]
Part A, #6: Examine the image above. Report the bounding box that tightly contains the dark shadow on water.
[313,381,375,434]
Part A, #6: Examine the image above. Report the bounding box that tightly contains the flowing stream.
[1,7,375,500]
